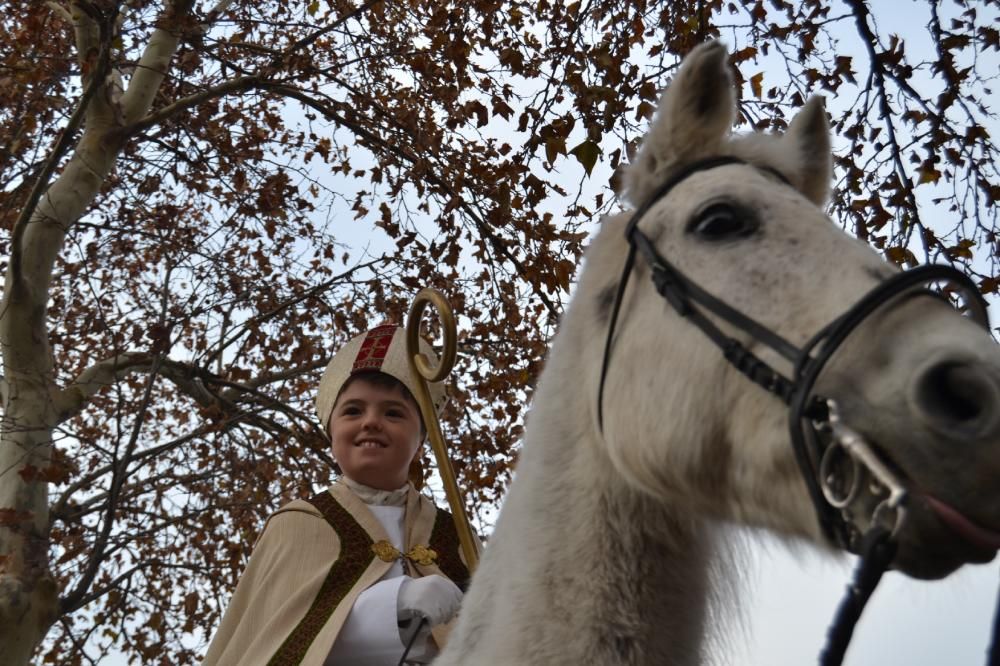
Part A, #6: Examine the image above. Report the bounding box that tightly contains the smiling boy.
[203,325,476,666]
[328,372,424,491]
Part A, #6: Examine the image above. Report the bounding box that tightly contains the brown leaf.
[569,140,601,176]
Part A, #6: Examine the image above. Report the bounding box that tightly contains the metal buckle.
[818,400,909,540]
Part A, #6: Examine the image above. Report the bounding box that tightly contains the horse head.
[584,40,1000,581]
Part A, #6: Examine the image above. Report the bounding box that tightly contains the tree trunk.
[0,120,125,666]
[0,3,188,661]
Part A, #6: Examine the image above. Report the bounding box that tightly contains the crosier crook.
[398,289,478,665]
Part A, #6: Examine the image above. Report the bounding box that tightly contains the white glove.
[396,575,463,627]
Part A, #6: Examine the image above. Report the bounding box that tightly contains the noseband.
[597,155,996,665]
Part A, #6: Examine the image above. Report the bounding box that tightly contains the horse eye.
[687,203,757,240]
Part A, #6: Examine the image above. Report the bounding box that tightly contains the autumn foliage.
[0,0,996,663]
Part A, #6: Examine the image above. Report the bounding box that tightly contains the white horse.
[436,41,1000,665]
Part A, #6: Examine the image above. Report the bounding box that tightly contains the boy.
[203,325,474,665]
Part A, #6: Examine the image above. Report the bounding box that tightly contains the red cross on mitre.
[352,324,397,373]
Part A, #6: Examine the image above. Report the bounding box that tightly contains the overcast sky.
[730,531,996,664]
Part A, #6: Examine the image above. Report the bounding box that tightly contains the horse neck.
[467,322,716,664]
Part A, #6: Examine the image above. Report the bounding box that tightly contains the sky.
[731,531,997,664]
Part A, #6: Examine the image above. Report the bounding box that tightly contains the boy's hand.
[397,575,463,627]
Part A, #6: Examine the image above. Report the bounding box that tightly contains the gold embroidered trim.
[370,539,438,566]
[269,492,373,665]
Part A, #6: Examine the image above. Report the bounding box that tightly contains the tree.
[0,0,995,663]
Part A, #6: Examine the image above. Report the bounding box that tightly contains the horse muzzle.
[911,354,1000,442]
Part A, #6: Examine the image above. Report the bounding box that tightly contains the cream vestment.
[202,480,472,666]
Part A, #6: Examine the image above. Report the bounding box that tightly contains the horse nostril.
[914,361,999,434]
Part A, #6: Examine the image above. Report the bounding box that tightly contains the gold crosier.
[403,288,479,574]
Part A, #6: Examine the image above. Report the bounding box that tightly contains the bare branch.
[61,563,141,614]
[267,83,561,318]
[277,0,384,63]
[202,0,238,28]
[55,353,153,424]
[120,75,262,138]
[8,9,114,288]
[204,255,391,366]
[118,0,196,123]
[45,2,73,24]
[845,0,933,261]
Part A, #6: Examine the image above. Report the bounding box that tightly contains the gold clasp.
[406,544,438,566]
[371,540,400,562]
[370,539,439,566]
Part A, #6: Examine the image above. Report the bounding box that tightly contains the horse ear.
[782,96,831,205]
[624,41,735,207]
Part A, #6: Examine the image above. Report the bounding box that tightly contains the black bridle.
[597,155,997,665]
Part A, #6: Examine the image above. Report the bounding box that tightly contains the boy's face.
[328,375,423,490]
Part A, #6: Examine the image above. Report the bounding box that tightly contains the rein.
[597,155,996,665]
